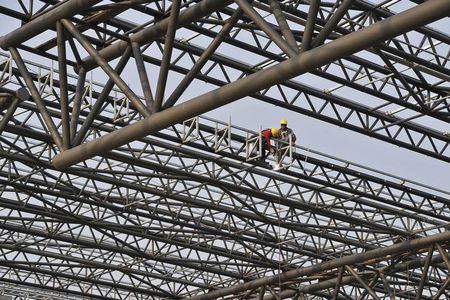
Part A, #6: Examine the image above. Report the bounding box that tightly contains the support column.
[153,0,181,113]
[56,21,70,149]
[300,0,320,53]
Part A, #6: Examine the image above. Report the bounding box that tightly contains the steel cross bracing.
[0,97,449,299]
[0,1,449,162]
[0,0,449,299]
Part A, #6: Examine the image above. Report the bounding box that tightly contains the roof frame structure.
[0,0,449,299]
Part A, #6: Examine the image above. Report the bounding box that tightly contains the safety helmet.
[280,118,287,125]
[271,127,279,137]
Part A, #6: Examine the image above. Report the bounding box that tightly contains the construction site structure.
[0,1,449,299]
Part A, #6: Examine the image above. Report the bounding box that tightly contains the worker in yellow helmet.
[259,127,279,162]
[279,118,296,144]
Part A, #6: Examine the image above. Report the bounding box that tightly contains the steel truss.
[0,0,449,299]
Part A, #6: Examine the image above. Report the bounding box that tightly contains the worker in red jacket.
[260,127,279,162]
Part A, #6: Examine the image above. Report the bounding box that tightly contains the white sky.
[1,0,449,192]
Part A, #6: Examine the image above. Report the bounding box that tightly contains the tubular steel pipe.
[311,0,356,48]
[415,245,434,300]
[234,0,297,58]
[81,0,233,71]
[332,266,344,300]
[52,0,450,169]
[0,87,28,133]
[72,46,132,146]
[131,42,154,109]
[10,47,65,151]
[70,66,86,143]
[190,230,450,300]
[163,8,244,109]
[300,0,320,53]
[260,251,450,300]
[268,0,298,51]
[345,266,381,300]
[61,19,151,119]
[0,0,101,49]
[56,21,70,149]
[153,0,181,113]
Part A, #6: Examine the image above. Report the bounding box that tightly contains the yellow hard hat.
[271,127,279,137]
[280,118,287,125]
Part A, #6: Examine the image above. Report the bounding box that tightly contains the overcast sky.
[1,1,449,193]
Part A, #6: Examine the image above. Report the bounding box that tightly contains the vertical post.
[300,0,320,53]
[10,47,65,151]
[131,42,154,110]
[414,245,434,300]
[73,46,132,146]
[332,266,344,300]
[153,0,181,113]
[379,272,395,300]
[56,21,70,149]
[70,66,86,143]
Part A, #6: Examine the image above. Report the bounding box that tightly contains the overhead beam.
[188,230,450,300]
[52,0,450,170]
[0,0,101,49]
[80,0,233,71]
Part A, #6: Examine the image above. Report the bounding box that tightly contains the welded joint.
[0,87,29,111]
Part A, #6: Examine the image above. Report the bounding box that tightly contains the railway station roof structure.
[0,0,449,299]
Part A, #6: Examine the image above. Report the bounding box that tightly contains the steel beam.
[0,0,101,49]
[188,230,450,300]
[9,47,65,151]
[163,8,244,109]
[268,0,297,51]
[72,46,132,146]
[61,19,151,118]
[53,0,450,169]
[81,0,233,71]
[69,66,86,143]
[56,21,70,149]
[311,0,356,48]
[234,0,297,57]
[153,0,180,113]
[131,42,154,109]
[300,0,320,53]
[260,251,450,299]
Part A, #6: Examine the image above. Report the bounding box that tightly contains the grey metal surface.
[0,1,449,299]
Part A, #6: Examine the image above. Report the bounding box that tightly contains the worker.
[260,127,279,162]
[279,118,296,144]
